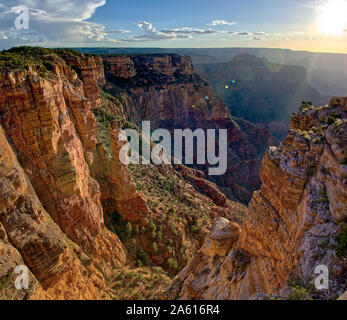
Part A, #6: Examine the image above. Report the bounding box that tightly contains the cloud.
[0,0,118,49]
[253,32,267,35]
[132,21,179,41]
[252,37,262,40]
[237,32,252,36]
[160,27,219,35]
[0,2,273,48]
[122,21,222,42]
[207,20,237,26]
[105,30,131,34]
[122,22,270,43]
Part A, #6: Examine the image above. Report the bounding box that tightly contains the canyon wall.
[0,52,130,299]
[2,48,343,301]
[0,123,110,299]
[102,54,277,202]
[0,48,249,298]
[168,99,347,300]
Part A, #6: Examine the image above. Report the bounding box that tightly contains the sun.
[316,0,347,35]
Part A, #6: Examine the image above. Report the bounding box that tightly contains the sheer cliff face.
[103,54,277,203]
[103,54,228,124]
[0,54,129,299]
[168,100,347,300]
[0,125,109,300]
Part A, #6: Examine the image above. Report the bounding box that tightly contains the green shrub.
[317,198,329,204]
[118,271,126,281]
[287,286,312,300]
[135,249,147,265]
[125,222,133,239]
[326,113,338,126]
[128,271,137,279]
[148,219,157,232]
[303,132,311,141]
[319,186,328,197]
[152,230,157,240]
[0,271,12,292]
[172,259,179,271]
[231,250,251,277]
[306,167,315,177]
[299,101,313,113]
[167,258,179,271]
[335,229,347,259]
[318,239,329,248]
[320,167,330,175]
[130,239,137,247]
[152,242,158,254]
[169,222,178,236]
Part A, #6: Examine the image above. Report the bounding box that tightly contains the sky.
[0,0,347,53]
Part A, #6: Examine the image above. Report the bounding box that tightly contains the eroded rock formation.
[0,125,107,300]
[0,61,126,277]
[102,54,278,203]
[167,100,347,300]
[0,52,129,299]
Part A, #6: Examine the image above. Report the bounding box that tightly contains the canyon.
[166,99,347,300]
[0,47,346,300]
[195,54,330,140]
[0,47,248,299]
[102,53,278,203]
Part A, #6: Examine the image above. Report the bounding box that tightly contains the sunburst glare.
[316,0,347,35]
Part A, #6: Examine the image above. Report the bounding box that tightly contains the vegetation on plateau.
[0,46,84,74]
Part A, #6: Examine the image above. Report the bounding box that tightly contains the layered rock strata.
[167,101,347,300]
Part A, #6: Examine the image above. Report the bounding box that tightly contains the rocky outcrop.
[93,121,153,225]
[167,101,347,300]
[61,53,105,108]
[0,51,133,299]
[0,64,126,275]
[0,125,106,300]
[339,291,347,300]
[103,54,228,124]
[165,218,243,300]
[103,54,277,203]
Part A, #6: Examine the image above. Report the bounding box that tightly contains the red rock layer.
[0,125,106,300]
[0,56,126,288]
[168,101,347,300]
[102,54,277,203]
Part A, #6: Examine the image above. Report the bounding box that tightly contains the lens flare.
[316,0,347,35]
